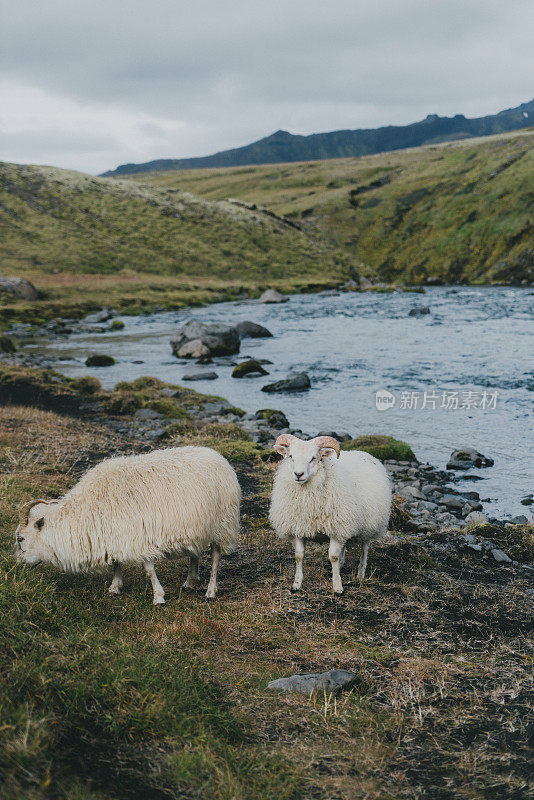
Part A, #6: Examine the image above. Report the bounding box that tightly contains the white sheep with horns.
[14,446,241,604]
[269,434,391,594]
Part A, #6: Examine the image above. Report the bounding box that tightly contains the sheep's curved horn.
[311,436,340,459]
[273,434,295,455]
[274,434,296,448]
[18,499,51,525]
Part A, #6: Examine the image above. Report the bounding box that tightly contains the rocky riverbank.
[0,362,531,572]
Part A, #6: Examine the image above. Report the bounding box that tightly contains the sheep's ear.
[273,434,295,456]
[312,436,340,459]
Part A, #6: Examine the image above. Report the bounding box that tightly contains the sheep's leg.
[108,562,123,595]
[183,555,201,589]
[205,543,220,599]
[339,545,346,569]
[357,542,369,581]
[292,537,305,591]
[329,539,344,595]
[144,561,165,605]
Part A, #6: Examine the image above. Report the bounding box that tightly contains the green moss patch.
[342,434,416,462]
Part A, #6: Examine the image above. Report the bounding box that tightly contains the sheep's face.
[273,434,340,484]
[15,500,59,565]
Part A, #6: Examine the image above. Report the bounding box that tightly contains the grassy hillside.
[0,162,351,322]
[139,130,534,285]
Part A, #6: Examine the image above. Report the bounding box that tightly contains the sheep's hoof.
[182,577,202,590]
[108,585,122,595]
[153,596,165,605]
[291,584,302,592]
[205,590,217,600]
[333,586,344,596]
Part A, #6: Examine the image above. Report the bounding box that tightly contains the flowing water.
[27,287,533,518]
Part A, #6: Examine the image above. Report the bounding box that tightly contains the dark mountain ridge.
[103,99,534,176]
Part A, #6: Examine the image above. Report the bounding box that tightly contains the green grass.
[139,129,534,285]
[0,373,532,799]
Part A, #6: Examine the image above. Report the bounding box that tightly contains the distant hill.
[103,99,534,177]
[139,130,534,286]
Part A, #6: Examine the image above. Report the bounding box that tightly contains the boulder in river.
[408,305,431,317]
[232,359,269,378]
[171,320,240,358]
[447,448,494,470]
[262,372,311,393]
[176,339,210,359]
[182,370,218,381]
[85,354,116,367]
[84,308,116,324]
[258,289,288,304]
[0,277,38,300]
[235,320,273,338]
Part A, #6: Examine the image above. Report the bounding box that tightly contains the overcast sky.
[1,0,533,174]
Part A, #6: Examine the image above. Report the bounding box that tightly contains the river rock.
[440,494,465,510]
[171,320,240,358]
[520,495,533,506]
[235,321,273,338]
[0,277,38,300]
[408,305,431,317]
[84,308,115,324]
[254,409,289,429]
[201,400,235,416]
[232,359,269,378]
[262,372,311,393]
[85,354,116,367]
[267,669,359,695]
[258,289,288,303]
[316,429,353,442]
[447,448,494,470]
[182,370,218,381]
[465,511,489,525]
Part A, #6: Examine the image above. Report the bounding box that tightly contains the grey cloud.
[1,0,533,172]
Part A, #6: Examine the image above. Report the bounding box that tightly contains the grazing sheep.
[15,446,241,604]
[269,435,391,594]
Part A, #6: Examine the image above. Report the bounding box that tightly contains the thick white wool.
[269,450,391,545]
[36,446,241,571]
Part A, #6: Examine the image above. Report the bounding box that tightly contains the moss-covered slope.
[0,161,350,282]
[140,130,534,284]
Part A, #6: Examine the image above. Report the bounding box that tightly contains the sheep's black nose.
[294,471,304,479]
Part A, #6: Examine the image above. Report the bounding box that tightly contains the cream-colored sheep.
[269,435,391,594]
[15,446,241,603]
